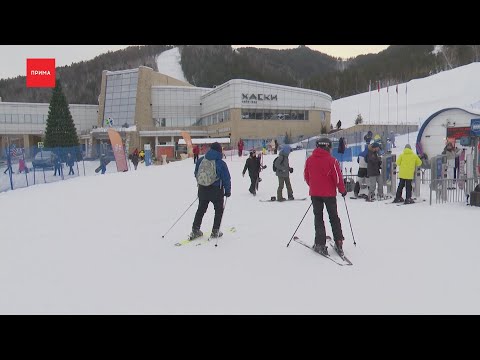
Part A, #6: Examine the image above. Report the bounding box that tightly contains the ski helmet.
[316,137,332,149]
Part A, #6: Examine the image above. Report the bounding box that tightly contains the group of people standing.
[237,138,279,157]
[188,137,349,258]
[357,131,422,204]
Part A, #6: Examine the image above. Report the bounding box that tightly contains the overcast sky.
[0,45,389,80]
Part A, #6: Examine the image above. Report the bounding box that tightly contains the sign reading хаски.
[241,93,278,104]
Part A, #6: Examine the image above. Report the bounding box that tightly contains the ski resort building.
[1,66,332,159]
[94,66,332,155]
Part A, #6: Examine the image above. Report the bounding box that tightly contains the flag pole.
[378,81,381,124]
[406,82,409,144]
[396,83,399,129]
[368,80,371,125]
[387,81,390,125]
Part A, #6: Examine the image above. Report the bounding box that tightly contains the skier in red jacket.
[304,137,347,256]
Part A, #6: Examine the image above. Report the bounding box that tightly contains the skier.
[393,144,422,204]
[274,139,279,155]
[442,142,460,189]
[389,131,396,148]
[366,142,384,201]
[131,149,139,170]
[237,138,244,157]
[193,144,200,164]
[386,138,392,154]
[336,120,342,130]
[274,144,294,201]
[53,153,61,176]
[99,154,107,174]
[242,149,266,196]
[304,138,347,256]
[364,130,373,148]
[190,142,231,240]
[66,153,75,175]
[354,147,369,199]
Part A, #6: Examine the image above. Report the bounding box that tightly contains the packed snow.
[331,62,480,129]
[155,47,189,83]
[1,61,480,314]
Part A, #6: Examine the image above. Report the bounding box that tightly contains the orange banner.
[107,128,128,172]
[180,131,193,157]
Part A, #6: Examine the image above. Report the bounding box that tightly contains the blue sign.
[145,149,152,166]
[471,118,480,136]
[436,157,443,179]
[385,157,392,181]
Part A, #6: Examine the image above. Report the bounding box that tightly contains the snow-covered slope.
[1,134,479,314]
[155,47,189,83]
[332,62,480,128]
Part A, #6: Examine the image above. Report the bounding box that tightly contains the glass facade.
[198,109,230,126]
[241,109,308,121]
[0,103,97,134]
[104,69,138,127]
[151,87,209,128]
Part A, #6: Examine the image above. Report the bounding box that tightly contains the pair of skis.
[174,227,236,247]
[293,236,353,266]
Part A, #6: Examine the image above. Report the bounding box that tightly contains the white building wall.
[201,79,331,115]
[0,102,98,135]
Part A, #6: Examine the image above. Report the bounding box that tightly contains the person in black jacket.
[66,153,75,175]
[242,149,266,195]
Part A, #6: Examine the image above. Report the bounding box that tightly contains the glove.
[225,192,231,198]
[289,167,293,173]
[262,165,267,169]
[341,191,347,197]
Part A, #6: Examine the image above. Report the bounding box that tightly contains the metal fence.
[339,166,479,206]
[1,145,113,193]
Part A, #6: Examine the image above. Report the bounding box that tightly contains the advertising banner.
[180,131,193,157]
[107,129,128,172]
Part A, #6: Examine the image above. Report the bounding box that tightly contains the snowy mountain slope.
[332,62,480,128]
[155,47,189,83]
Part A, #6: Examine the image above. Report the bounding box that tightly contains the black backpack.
[273,157,279,172]
[273,156,284,172]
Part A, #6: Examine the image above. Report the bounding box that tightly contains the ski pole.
[214,196,228,247]
[343,197,357,246]
[162,197,198,238]
[286,202,312,247]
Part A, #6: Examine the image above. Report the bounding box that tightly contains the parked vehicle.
[32,151,55,169]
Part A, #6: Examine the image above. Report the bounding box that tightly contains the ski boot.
[404,198,415,205]
[392,197,404,203]
[210,229,223,238]
[334,240,344,256]
[189,228,203,240]
[313,243,328,256]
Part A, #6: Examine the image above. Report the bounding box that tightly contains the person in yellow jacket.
[393,144,422,204]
